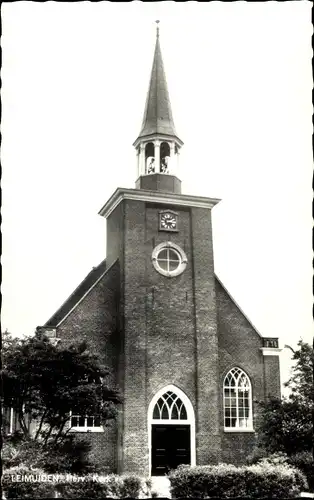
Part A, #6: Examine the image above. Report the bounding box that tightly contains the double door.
[151,424,190,476]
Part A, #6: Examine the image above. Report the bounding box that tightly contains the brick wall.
[85,423,118,473]
[263,355,281,399]
[105,203,125,472]
[56,261,120,472]
[215,278,281,464]
[191,207,221,465]
[122,200,148,473]
[145,204,196,405]
[71,195,282,473]
[115,200,221,474]
[106,202,125,270]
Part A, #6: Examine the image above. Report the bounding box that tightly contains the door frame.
[148,384,196,476]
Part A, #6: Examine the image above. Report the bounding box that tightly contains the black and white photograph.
[1,2,312,498]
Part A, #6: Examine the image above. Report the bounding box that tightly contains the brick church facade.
[37,25,281,476]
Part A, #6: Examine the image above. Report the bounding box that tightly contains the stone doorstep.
[150,476,171,499]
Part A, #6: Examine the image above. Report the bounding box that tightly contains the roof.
[44,259,107,327]
[42,260,261,339]
[135,24,181,142]
[98,187,220,218]
[214,275,262,338]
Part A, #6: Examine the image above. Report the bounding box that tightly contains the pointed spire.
[156,19,160,39]
[135,21,180,141]
[133,23,183,193]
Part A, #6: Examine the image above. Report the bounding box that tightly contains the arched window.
[223,367,253,430]
[152,391,188,420]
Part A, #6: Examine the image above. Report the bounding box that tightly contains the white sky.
[1,2,313,390]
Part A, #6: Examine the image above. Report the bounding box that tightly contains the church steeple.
[134,22,183,194]
[137,21,179,140]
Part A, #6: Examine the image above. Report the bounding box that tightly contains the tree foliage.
[2,330,121,446]
[256,339,313,455]
[285,340,313,407]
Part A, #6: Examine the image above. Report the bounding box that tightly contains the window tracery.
[223,367,253,430]
[152,391,188,420]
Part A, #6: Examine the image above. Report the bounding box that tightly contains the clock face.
[160,212,177,231]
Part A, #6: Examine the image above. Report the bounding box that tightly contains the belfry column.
[170,142,175,175]
[139,143,145,176]
[176,149,180,175]
[154,141,160,173]
[136,149,140,178]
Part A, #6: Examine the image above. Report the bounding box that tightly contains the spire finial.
[155,20,160,38]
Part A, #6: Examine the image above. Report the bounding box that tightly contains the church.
[37,24,281,477]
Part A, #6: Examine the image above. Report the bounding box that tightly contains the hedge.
[168,463,308,498]
[55,474,146,499]
[2,435,97,474]
[288,452,314,492]
[2,465,55,499]
[247,450,314,492]
[2,467,150,499]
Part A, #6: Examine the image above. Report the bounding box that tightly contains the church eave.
[98,187,221,219]
[133,132,184,149]
[42,259,118,328]
[214,274,264,340]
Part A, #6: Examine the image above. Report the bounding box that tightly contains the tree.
[285,340,313,407]
[2,330,121,446]
[256,339,313,455]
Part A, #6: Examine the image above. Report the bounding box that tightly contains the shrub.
[256,452,290,466]
[246,447,268,465]
[2,436,96,474]
[55,474,110,499]
[169,464,245,498]
[1,438,39,469]
[2,467,147,499]
[1,442,20,468]
[119,474,143,498]
[168,462,308,498]
[247,449,313,492]
[245,463,307,498]
[103,474,123,497]
[39,437,95,474]
[55,473,145,499]
[2,465,55,498]
[247,449,289,466]
[103,474,144,498]
[288,452,314,491]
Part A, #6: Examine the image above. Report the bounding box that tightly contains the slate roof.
[135,25,181,142]
[44,259,107,327]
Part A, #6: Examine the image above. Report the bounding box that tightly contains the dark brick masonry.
[39,194,280,474]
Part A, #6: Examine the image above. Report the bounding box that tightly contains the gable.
[44,259,107,327]
[214,275,262,340]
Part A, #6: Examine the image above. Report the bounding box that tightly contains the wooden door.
[151,425,190,476]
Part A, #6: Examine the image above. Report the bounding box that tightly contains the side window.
[70,412,103,432]
[223,367,253,430]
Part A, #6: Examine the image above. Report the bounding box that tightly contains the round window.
[152,242,187,277]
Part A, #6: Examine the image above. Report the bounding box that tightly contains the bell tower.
[133,21,184,194]
[37,20,281,478]
[99,22,221,475]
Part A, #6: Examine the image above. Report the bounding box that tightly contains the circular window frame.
[152,242,188,277]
